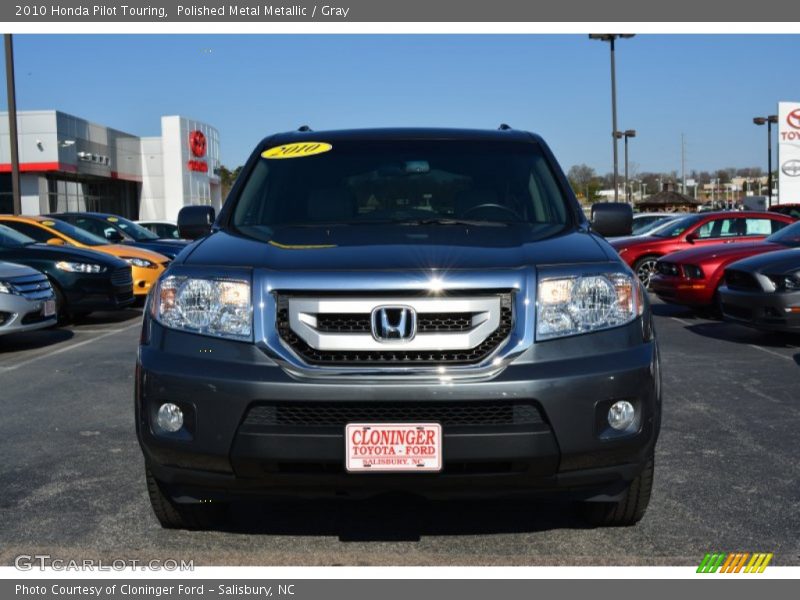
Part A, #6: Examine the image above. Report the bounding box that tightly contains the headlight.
[122,257,156,269]
[0,280,13,295]
[537,272,644,340]
[682,264,704,279]
[152,275,252,340]
[55,261,106,273]
[767,272,800,291]
[657,261,680,277]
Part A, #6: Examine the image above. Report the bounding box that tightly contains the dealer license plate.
[345,423,442,473]
[43,299,56,317]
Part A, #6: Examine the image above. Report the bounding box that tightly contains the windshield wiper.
[392,218,509,227]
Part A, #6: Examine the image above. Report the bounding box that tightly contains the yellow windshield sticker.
[268,240,336,250]
[262,142,332,160]
[107,216,119,222]
[41,220,56,226]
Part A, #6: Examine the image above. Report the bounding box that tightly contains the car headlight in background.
[152,275,252,340]
[537,272,644,340]
[55,261,106,274]
[682,264,704,279]
[122,257,156,269]
[657,261,680,277]
[767,272,800,291]
[0,280,13,294]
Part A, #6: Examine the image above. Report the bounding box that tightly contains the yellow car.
[0,215,169,297]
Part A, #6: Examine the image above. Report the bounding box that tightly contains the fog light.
[156,403,183,433]
[607,400,635,431]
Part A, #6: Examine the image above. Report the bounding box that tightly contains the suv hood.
[182,225,613,271]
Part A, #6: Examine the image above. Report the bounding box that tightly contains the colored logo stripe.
[697,552,772,573]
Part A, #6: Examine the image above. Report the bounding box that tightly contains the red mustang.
[608,211,795,287]
[651,219,800,308]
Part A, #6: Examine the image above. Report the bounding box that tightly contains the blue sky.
[3,34,799,174]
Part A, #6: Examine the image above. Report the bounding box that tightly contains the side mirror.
[590,202,633,237]
[686,232,697,243]
[46,237,66,246]
[105,229,124,243]
[178,205,216,240]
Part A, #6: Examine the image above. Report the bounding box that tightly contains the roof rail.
[498,123,512,131]
[297,125,312,132]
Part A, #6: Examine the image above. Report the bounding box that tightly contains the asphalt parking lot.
[0,299,798,566]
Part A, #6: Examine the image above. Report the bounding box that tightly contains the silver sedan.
[0,261,57,336]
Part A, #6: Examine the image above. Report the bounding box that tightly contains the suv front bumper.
[137,318,660,501]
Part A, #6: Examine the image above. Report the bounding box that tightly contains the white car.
[0,261,57,336]
[135,220,181,240]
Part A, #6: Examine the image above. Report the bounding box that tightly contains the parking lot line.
[0,322,141,373]
[670,316,693,326]
[747,344,796,362]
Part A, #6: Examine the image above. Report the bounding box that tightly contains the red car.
[650,219,800,308]
[608,211,795,287]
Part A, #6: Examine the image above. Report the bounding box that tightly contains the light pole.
[614,129,636,204]
[589,34,635,203]
[753,115,778,207]
[4,34,21,215]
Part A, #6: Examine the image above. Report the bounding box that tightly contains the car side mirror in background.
[686,232,697,243]
[590,202,633,237]
[178,205,216,240]
[46,238,66,246]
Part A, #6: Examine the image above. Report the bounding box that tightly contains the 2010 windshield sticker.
[262,142,333,159]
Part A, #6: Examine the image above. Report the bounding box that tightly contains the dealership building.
[0,111,221,221]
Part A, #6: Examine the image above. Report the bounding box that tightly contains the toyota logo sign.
[787,109,800,130]
[189,130,207,157]
[782,159,800,177]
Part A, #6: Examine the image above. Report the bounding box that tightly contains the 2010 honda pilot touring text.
[136,128,661,529]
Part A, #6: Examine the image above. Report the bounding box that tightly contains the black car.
[137,127,659,530]
[50,212,189,260]
[719,245,800,333]
[0,224,134,319]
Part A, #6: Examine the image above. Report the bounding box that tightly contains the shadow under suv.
[136,127,661,529]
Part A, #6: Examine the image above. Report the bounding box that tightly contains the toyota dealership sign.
[779,101,800,203]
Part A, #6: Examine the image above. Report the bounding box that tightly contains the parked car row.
[0,212,189,332]
[607,208,800,335]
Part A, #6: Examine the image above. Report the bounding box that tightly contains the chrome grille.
[315,312,476,333]
[276,293,513,366]
[7,273,53,301]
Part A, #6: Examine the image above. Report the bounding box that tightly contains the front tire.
[633,256,660,289]
[145,466,226,530]
[581,454,654,527]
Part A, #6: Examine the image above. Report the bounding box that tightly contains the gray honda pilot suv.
[137,127,660,529]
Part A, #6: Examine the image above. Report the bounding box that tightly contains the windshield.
[652,214,702,238]
[231,139,572,237]
[44,219,109,246]
[0,224,36,248]
[767,220,800,247]
[111,217,160,241]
